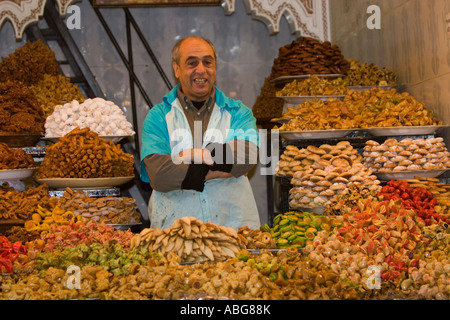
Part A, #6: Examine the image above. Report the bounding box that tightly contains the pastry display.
[276,76,349,97]
[1,23,450,302]
[276,142,380,210]
[237,226,277,249]
[29,74,86,117]
[261,211,343,249]
[396,177,450,221]
[0,143,35,170]
[362,137,450,173]
[35,127,134,179]
[131,216,246,264]
[45,98,135,138]
[344,59,397,86]
[0,184,50,221]
[0,81,45,134]
[58,187,141,225]
[252,77,285,119]
[274,87,443,132]
[274,98,358,131]
[276,142,363,177]
[323,184,379,216]
[0,40,59,86]
[270,37,350,79]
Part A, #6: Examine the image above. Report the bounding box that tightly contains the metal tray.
[35,176,134,189]
[0,168,36,181]
[247,248,301,254]
[271,117,293,125]
[348,85,396,91]
[278,95,345,105]
[294,206,326,215]
[43,135,133,144]
[271,74,345,85]
[280,129,355,140]
[364,125,448,136]
[108,223,142,231]
[375,170,448,181]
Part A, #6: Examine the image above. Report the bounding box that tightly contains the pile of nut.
[45,98,135,138]
[270,38,350,79]
[277,141,362,177]
[35,127,134,179]
[58,187,141,224]
[0,40,59,86]
[362,137,450,172]
[0,80,45,133]
[276,76,349,96]
[131,216,247,264]
[29,74,86,116]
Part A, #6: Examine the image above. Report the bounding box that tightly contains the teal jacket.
[139,85,261,230]
[140,85,259,183]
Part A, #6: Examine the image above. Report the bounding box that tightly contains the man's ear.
[172,61,180,79]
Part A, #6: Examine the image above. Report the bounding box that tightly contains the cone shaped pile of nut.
[131,217,247,264]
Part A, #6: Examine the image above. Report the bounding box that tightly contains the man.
[140,36,260,230]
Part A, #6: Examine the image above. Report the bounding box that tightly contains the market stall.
[0,3,449,302]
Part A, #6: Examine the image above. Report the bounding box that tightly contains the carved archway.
[222,0,330,41]
[0,0,81,39]
[1,0,330,41]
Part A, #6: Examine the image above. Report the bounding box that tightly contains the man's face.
[173,38,216,102]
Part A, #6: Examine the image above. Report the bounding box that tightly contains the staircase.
[25,0,104,99]
[24,0,154,228]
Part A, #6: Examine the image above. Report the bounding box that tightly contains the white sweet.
[44,98,136,137]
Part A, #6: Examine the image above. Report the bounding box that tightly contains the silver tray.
[48,188,121,197]
[364,125,448,136]
[295,206,326,215]
[280,129,355,140]
[348,85,396,91]
[375,170,448,180]
[108,223,142,231]
[278,95,345,105]
[271,117,293,124]
[0,168,36,180]
[35,176,134,189]
[247,248,301,254]
[271,74,345,85]
[43,135,133,144]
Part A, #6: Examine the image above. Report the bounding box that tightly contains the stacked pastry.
[289,155,380,210]
[276,141,380,210]
[362,137,450,172]
[277,141,362,177]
